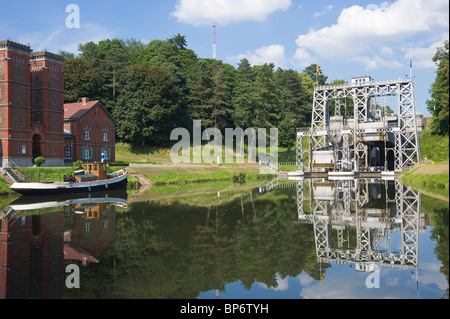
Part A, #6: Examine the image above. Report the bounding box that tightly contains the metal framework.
[296,78,421,172]
[297,178,422,270]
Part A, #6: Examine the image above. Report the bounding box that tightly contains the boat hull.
[10,171,128,196]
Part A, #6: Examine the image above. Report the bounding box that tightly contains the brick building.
[0,40,116,167]
[64,98,116,163]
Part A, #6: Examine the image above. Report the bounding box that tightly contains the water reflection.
[0,180,447,299]
[0,190,127,299]
[295,178,422,277]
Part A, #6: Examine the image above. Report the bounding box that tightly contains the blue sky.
[1,0,448,116]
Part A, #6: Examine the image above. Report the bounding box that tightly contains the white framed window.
[65,145,72,159]
[84,129,90,140]
[83,147,90,160]
[103,131,108,142]
[101,147,110,160]
[82,147,92,160]
[22,145,26,154]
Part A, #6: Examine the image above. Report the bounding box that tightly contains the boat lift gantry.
[296,77,421,174]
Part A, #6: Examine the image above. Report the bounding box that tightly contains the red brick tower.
[0,40,33,167]
[0,40,65,167]
[30,51,65,166]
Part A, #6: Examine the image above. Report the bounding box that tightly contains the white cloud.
[230,44,286,68]
[314,4,334,17]
[171,0,292,26]
[258,274,289,291]
[294,0,449,70]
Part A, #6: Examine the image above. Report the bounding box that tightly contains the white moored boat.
[10,162,127,196]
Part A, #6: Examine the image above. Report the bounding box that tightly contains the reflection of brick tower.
[30,51,65,166]
[0,212,65,299]
[0,40,65,167]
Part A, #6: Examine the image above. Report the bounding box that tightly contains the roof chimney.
[82,97,89,105]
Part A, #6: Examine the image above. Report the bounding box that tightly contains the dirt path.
[411,164,448,175]
[127,167,153,196]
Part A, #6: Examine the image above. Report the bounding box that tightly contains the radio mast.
[213,25,216,59]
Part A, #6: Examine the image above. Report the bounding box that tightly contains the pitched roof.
[64,100,99,120]
[64,99,117,124]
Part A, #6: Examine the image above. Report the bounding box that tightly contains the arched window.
[17,89,21,101]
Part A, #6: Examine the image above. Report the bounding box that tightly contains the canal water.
[0,178,448,299]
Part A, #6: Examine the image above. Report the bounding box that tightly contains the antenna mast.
[213,25,216,59]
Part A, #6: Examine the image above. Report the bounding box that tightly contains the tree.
[278,118,296,151]
[114,65,181,146]
[251,63,282,128]
[78,39,131,112]
[187,59,232,130]
[63,58,101,103]
[303,64,327,85]
[427,40,449,136]
[275,68,309,128]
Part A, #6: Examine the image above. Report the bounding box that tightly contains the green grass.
[132,164,271,185]
[0,177,16,195]
[418,130,449,163]
[116,142,303,165]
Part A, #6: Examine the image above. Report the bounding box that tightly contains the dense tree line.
[427,40,449,136]
[62,35,323,148]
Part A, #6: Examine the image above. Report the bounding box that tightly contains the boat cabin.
[74,162,108,182]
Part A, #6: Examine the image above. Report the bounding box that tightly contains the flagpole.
[409,56,413,80]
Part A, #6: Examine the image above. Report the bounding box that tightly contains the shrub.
[34,156,45,167]
[73,160,83,168]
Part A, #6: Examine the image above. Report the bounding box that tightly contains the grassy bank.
[399,131,449,199]
[400,163,449,200]
[129,164,272,185]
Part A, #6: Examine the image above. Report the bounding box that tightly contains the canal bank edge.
[399,163,449,202]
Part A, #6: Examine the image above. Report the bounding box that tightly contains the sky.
[1,0,448,116]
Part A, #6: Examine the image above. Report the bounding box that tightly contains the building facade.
[0,40,65,167]
[0,40,116,167]
[64,98,116,163]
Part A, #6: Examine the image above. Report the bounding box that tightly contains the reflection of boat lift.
[296,178,423,292]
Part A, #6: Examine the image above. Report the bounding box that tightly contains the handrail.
[6,160,29,182]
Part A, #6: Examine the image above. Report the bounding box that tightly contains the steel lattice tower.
[296,77,421,173]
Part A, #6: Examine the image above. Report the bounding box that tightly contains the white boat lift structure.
[296,77,422,176]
